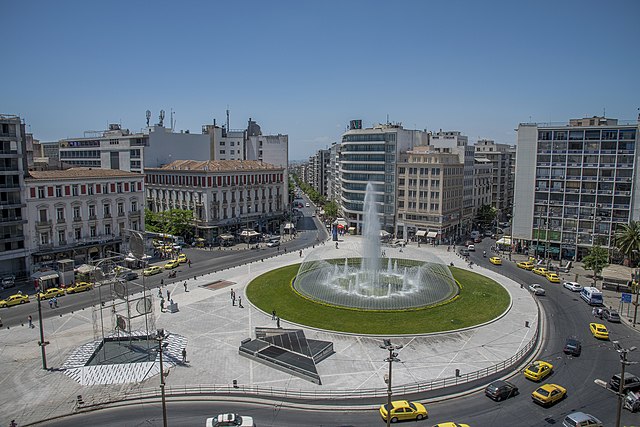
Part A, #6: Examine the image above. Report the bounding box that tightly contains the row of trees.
[144,208,195,241]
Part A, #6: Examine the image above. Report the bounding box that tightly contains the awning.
[333,219,348,227]
[496,237,512,245]
[240,230,260,237]
[32,271,59,281]
[284,222,295,230]
[219,234,234,240]
[416,230,427,237]
[426,231,438,238]
[348,227,356,231]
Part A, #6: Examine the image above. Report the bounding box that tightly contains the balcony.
[56,218,65,224]
[35,220,52,228]
[104,213,111,218]
[117,211,125,217]
[73,216,82,222]
[88,215,97,221]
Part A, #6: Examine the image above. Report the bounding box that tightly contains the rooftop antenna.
[386,114,389,124]
[170,109,174,131]
[145,110,151,127]
[159,110,165,127]
[226,107,230,131]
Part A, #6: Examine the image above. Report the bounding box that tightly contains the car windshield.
[566,339,578,347]
[592,295,603,304]
[536,388,550,397]
[407,402,417,410]
[597,326,606,332]
[527,364,539,371]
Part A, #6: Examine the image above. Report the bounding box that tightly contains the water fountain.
[293,182,457,311]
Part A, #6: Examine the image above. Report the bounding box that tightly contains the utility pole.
[36,291,49,370]
[613,341,637,427]
[156,329,168,427]
[380,339,402,427]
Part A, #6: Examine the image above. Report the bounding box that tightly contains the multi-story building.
[338,120,429,233]
[327,143,341,201]
[429,130,475,235]
[473,157,493,215]
[144,160,286,243]
[474,139,515,220]
[396,145,463,242]
[308,149,330,197]
[25,168,144,271]
[513,116,639,261]
[0,114,29,278]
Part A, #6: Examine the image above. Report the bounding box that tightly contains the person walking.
[188,259,192,268]
[49,299,54,309]
[238,296,243,308]
[231,288,236,306]
[183,281,188,292]
[299,250,303,257]
[167,290,171,300]
[272,310,276,320]
[160,298,165,312]
[53,297,58,308]
[276,316,281,328]
[181,348,187,363]
[28,315,33,328]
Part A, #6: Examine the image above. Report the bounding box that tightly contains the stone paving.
[0,236,538,426]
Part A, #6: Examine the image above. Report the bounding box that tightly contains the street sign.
[621,293,632,303]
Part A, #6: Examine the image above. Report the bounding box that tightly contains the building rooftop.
[148,160,281,172]
[27,168,142,180]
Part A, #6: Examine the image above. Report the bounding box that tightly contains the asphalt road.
[9,207,640,426]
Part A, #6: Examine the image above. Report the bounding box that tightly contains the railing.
[79,321,539,408]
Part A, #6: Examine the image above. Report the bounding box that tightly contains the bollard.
[233,379,238,388]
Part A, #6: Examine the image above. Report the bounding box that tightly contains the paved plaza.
[0,237,539,426]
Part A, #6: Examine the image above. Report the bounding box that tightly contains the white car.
[306,203,310,207]
[467,244,475,251]
[206,413,255,427]
[563,281,583,292]
[528,284,546,296]
[266,240,280,247]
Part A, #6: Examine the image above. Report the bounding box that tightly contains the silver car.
[528,284,546,296]
[562,281,582,292]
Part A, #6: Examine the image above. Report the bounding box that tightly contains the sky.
[2,0,639,161]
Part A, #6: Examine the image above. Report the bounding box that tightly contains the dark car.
[602,308,621,323]
[563,337,582,356]
[485,380,519,401]
[121,271,139,281]
[608,372,640,393]
[459,248,470,257]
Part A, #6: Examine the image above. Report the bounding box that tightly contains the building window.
[55,186,62,197]
[117,183,122,193]
[220,150,225,154]
[72,185,79,196]
[105,224,111,235]
[74,228,81,240]
[58,230,65,245]
[89,205,96,218]
[73,206,81,220]
[90,225,96,237]
[104,203,111,216]
[118,202,124,215]
[39,209,48,222]
[109,139,119,145]
[132,201,138,212]
[39,232,49,245]
[56,207,64,220]
[87,184,94,195]
[38,186,45,198]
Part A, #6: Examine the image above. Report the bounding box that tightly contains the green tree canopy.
[323,201,338,220]
[615,221,640,267]
[145,208,195,240]
[475,204,497,230]
[582,245,609,286]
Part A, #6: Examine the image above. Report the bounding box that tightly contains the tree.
[615,221,640,267]
[582,245,609,286]
[323,201,338,220]
[144,208,195,240]
[475,204,496,230]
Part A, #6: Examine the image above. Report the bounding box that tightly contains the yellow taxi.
[589,322,609,340]
[177,253,188,264]
[517,261,534,270]
[37,287,66,300]
[532,267,549,276]
[524,360,553,381]
[379,400,427,423]
[143,266,163,276]
[0,293,30,308]
[489,257,502,265]
[531,383,566,406]
[546,272,561,283]
[164,259,180,269]
[65,282,93,294]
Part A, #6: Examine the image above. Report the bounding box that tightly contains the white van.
[580,286,603,306]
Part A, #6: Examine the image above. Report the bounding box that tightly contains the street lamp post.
[380,339,402,427]
[613,341,637,427]
[36,292,48,370]
[156,329,168,427]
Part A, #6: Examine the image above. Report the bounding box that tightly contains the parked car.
[459,248,470,257]
[0,293,30,308]
[546,273,561,283]
[528,284,546,296]
[563,337,582,356]
[562,411,603,427]
[467,244,475,251]
[589,322,609,340]
[37,288,66,300]
[65,282,93,294]
[485,380,519,401]
[532,267,549,276]
[1,275,16,289]
[608,372,640,393]
[531,383,566,406]
[517,261,535,270]
[602,308,621,323]
[379,400,427,423]
[563,281,582,292]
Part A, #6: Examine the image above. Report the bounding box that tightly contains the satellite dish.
[130,231,145,260]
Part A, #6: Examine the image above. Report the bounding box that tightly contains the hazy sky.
[2,0,639,160]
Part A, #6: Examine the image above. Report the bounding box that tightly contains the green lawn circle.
[246,263,511,335]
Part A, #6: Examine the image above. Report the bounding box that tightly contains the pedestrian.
[48,298,53,309]
[183,281,188,292]
[272,309,276,320]
[188,260,191,268]
[158,288,163,298]
[276,316,281,328]
[182,348,187,363]
[167,290,171,300]
[160,298,165,312]
[592,307,597,316]
[299,250,302,257]
[161,278,164,286]
[28,315,33,328]
[53,297,59,308]
[238,296,243,308]
[10,420,17,427]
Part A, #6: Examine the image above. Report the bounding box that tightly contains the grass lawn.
[246,263,510,334]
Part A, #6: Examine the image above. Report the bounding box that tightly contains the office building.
[513,116,639,261]
[474,139,515,220]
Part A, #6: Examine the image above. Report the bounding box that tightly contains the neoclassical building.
[144,160,286,243]
[25,168,144,271]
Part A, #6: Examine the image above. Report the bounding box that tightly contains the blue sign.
[621,293,632,303]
